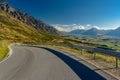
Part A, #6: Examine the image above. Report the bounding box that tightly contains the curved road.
[0,46,117,80]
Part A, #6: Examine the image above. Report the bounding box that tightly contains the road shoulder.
[45,46,118,80]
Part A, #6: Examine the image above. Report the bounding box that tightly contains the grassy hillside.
[0,11,61,60]
[0,12,60,44]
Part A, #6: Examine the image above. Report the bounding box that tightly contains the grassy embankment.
[47,45,116,63]
[0,40,10,61]
[45,36,119,66]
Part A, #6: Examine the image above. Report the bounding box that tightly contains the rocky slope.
[0,0,58,34]
[0,0,60,44]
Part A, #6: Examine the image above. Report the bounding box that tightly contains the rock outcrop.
[0,1,59,34]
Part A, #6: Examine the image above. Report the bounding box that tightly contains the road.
[0,45,117,80]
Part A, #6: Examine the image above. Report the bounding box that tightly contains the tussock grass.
[0,40,9,61]
[95,54,116,63]
[0,11,60,44]
[48,45,117,63]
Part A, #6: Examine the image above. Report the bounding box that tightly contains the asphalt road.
[0,46,117,80]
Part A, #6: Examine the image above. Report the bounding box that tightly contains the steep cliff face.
[0,1,59,34]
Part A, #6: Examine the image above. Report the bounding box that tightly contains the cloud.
[54,26,69,32]
[52,24,102,32]
[86,24,91,27]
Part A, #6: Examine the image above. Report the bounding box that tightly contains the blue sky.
[7,0,120,30]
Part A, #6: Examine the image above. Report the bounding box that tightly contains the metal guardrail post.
[81,49,82,54]
[93,52,96,60]
[82,49,84,54]
[116,58,119,68]
[57,44,120,68]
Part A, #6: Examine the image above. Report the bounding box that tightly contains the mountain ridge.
[81,28,100,36]
[0,1,59,34]
[66,27,120,38]
[0,1,61,44]
[107,27,120,38]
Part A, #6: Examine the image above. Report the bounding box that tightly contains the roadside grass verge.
[45,45,117,65]
[0,40,10,61]
[46,45,120,79]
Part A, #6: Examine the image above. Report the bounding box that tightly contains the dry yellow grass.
[46,45,117,63]
[0,40,10,61]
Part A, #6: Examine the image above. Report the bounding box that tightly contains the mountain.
[81,28,101,36]
[67,29,86,36]
[107,27,120,38]
[66,27,113,37]
[0,1,60,44]
[0,1,58,34]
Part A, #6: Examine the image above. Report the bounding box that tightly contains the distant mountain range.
[106,27,120,38]
[67,27,120,38]
[67,29,85,36]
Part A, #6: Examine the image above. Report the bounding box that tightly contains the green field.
[62,36,120,51]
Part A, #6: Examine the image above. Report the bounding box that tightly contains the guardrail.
[55,44,120,68]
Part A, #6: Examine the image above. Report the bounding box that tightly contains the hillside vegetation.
[0,40,9,60]
[0,1,63,60]
[0,11,60,44]
[0,11,61,60]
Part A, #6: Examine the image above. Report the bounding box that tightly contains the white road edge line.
[0,44,14,63]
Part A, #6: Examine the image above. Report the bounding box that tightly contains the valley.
[62,36,120,51]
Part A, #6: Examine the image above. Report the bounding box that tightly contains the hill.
[0,1,58,34]
[0,1,60,44]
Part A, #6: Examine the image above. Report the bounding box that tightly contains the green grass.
[0,40,9,61]
[62,36,120,51]
[96,41,120,50]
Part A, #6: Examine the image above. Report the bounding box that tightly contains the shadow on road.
[35,46,106,80]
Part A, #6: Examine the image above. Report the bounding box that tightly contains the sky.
[7,0,120,31]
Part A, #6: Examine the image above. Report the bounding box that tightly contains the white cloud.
[86,24,91,27]
[54,26,69,32]
[52,24,102,32]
